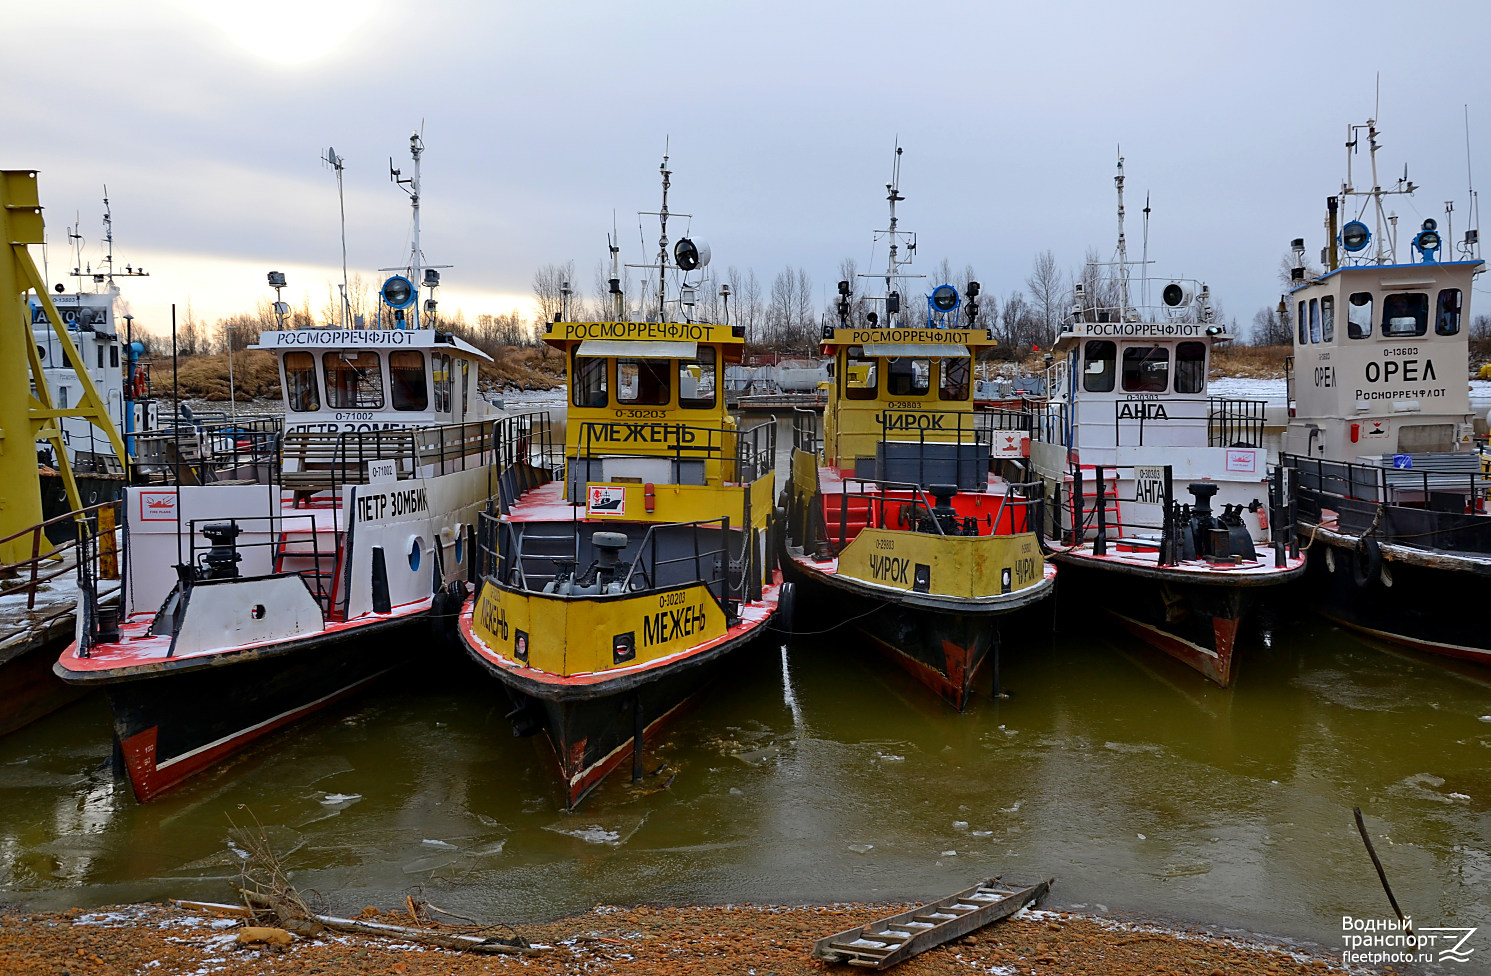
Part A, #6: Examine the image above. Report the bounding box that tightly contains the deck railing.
[1055,462,1297,567]
[1283,453,1491,553]
[0,500,121,611]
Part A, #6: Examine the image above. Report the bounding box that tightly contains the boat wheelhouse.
[781,150,1054,710]
[1281,119,1489,663]
[458,160,781,808]
[1023,157,1304,686]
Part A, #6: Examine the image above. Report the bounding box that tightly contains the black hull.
[780,554,1004,710]
[0,640,88,737]
[1052,556,1265,686]
[100,626,409,801]
[1306,535,1491,664]
[469,627,768,809]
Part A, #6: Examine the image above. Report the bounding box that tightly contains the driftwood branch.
[238,890,543,956]
[1353,806,1412,935]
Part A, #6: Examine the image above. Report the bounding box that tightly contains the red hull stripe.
[1319,612,1491,665]
[562,694,698,808]
[121,668,393,802]
[1106,609,1238,687]
[860,632,975,710]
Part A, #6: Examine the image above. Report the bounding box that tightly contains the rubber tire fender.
[776,580,796,632]
[1351,538,1381,588]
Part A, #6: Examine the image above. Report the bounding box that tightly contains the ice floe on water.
[544,813,648,847]
[320,793,361,806]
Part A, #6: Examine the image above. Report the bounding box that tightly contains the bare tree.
[177,301,202,355]
[533,260,577,324]
[825,256,871,327]
[1077,246,1120,317]
[1025,249,1064,348]
[730,266,764,345]
[1471,314,1491,340]
[999,290,1030,348]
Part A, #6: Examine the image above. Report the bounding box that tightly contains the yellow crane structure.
[0,170,129,563]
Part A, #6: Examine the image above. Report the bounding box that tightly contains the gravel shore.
[0,901,1361,975]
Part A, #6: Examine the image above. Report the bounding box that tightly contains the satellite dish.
[1162,282,1193,308]
[382,275,415,309]
[1341,220,1371,253]
[674,238,711,271]
[931,284,959,313]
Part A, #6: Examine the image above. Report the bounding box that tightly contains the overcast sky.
[10,0,1489,337]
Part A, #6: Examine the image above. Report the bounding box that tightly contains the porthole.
[251,604,266,620]
[409,536,423,572]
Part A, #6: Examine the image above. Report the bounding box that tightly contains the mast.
[323,147,351,328]
[389,131,436,329]
[1342,119,1416,266]
[609,221,624,320]
[657,151,670,323]
[879,145,917,326]
[410,132,423,328]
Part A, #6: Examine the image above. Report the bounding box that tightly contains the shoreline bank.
[0,899,1367,975]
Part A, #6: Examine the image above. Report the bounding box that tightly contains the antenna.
[1115,150,1129,318]
[69,189,147,291]
[1141,190,1151,309]
[1466,103,1482,260]
[323,146,351,328]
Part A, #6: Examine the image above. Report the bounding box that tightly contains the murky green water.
[2,604,1488,956]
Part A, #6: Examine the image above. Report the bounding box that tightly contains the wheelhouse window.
[284,351,319,412]
[844,345,878,400]
[1121,345,1170,393]
[572,349,607,408]
[1347,292,1373,339]
[433,353,451,412]
[1321,295,1335,342]
[1382,292,1428,337]
[939,356,971,401]
[1298,301,1308,344]
[679,346,716,409]
[1436,288,1463,336]
[1083,340,1116,392]
[324,351,384,410]
[617,358,671,405]
[460,359,471,415]
[1175,341,1206,394]
[886,357,930,396]
[390,350,428,410]
[1308,299,1321,343]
